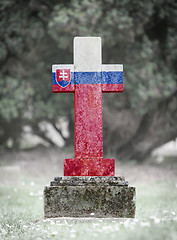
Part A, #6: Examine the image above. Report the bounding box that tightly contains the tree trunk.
[103,90,177,161]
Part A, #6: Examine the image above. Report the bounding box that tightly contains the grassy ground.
[0,148,177,239]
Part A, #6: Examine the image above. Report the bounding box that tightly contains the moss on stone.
[44,177,136,218]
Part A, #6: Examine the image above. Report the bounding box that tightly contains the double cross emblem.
[56,69,71,87]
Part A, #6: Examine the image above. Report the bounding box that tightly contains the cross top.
[52,37,123,176]
[74,37,101,71]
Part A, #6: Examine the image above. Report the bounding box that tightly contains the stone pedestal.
[44,177,136,218]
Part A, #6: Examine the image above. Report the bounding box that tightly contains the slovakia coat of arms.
[56,69,71,88]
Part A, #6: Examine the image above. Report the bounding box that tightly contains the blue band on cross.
[52,71,123,85]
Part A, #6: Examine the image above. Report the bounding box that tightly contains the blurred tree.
[0,0,176,161]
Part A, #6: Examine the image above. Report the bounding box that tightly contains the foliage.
[0,0,176,160]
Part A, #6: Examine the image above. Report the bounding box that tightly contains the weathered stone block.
[44,177,136,218]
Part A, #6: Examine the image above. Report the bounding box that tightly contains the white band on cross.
[74,37,101,72]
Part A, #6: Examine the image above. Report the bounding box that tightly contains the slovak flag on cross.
[56,69,71,88]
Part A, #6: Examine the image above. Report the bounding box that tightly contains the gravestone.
[44,37,136,218]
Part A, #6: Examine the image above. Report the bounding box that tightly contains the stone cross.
[52,37,123,176]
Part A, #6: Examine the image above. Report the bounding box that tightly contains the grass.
[0,147,177,240]
[0,178,177,240]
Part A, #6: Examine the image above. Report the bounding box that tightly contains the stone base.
[44,177,136,218]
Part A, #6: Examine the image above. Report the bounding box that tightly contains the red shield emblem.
[56,69,71,88]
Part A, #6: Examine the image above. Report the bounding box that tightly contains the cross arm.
[101,64,123,93]
[52,65,75,93]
